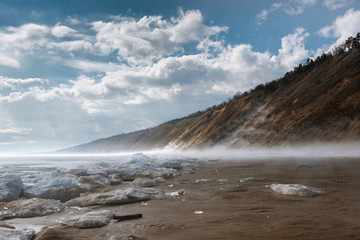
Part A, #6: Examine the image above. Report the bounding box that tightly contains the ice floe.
[269,184,327,197]
[0,198,64,220]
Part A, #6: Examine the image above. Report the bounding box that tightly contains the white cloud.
[256,0,316,24]
[0,76,46,90]
[318,8,360,48]
[284,0,317,15]
[0,26,308,113]
[63,59,122,72]
[0,128,31,134]
[276,28,309,70]
[92,9,227,65]
[51,23,77,38]
[50,40,93,52]
[0,54,20,68]
[66,16,82,25]
[323,0,353,10]
[0,23,49,50]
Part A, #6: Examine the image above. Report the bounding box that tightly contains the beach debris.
[195,179,213,184]
[0,174,23,202]
[141,202,148,206]
[194,211,203,214]
[65,187,163,207]
[0,227,35,240]
[169,189,186,197]
[113,213,143,222]
[240,177,256,183]
[0,198,64,220]
[269,184,327,197]
[58,210,114,229]
[218,179,228,184]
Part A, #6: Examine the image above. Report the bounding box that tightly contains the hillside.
[61,41,360,153]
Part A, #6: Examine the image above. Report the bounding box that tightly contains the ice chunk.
[0,227,34,240]
[195,179,213,184]
[58,210,114,229]
[194,211,203,214]
[0,198,64,220]
[65,187,159,207]
[0,174,23,202]
[269,184,327,197]
[240,177,256,183]
[169,189,186,197]
[21,170,86,202]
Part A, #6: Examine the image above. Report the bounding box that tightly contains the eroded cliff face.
[61,50,360,153]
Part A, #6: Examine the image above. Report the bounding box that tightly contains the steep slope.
[61,48,360,153]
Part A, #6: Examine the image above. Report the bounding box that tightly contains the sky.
[0,0,359,153]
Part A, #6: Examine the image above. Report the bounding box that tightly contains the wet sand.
[7,157,360,239]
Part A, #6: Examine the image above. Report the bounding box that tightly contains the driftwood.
[113,214,143,222]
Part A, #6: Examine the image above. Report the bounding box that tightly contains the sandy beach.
[3,157,360,240]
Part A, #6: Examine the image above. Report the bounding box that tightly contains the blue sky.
[0,0,359,153]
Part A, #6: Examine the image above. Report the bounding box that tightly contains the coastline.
[2,157,360,240]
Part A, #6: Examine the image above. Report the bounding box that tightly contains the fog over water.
[1,142,359,170]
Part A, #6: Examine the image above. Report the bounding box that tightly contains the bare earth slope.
[62,50,360,153]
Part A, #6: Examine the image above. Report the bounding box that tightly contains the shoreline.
[2,157,360,239]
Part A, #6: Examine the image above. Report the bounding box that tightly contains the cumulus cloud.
[92,9,227,65]
[318,8,360,48]
[276,28,309,70]
[0,23,49,50]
